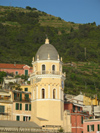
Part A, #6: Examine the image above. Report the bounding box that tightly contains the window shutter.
[25,88,28,91]
[81,116,83,124]
[25,94,29,101]
[93,125,94,131]
[98,124,100,131]
[73,105,75,112]
[25,104,26,110]
[14,93,17,100]
[20,104,22,110]
[25,70,28,76]
[78,107,80,111]
[25,104,28,111]
[0,106,5,113]
[20,93,22,101]
[16,116,20,121]
[16,103,18,110]
[29,117,31,120]
[29,104,31,111]
[87,125,89,132]
[23,116,25,121]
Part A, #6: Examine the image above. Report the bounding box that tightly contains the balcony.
[31,71,66,77]
[14,97,31,102]
[0,112,8,115]
[71,109,89,114]
[0,96,11,103]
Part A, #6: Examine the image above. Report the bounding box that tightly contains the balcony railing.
[14,97,31,102]
[0,112,8,115]
[71,109,89,114]
[31,71,66,77]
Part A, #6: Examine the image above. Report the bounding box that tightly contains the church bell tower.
[30,38,66,129]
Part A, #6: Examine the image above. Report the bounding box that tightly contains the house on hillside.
[64,94,90,133]
[0,63,32,76]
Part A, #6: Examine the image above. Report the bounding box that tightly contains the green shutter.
[14,93,17,100]
[0,106,5,113]
[29,104,31,111]
[16,103,19,110]
[16,116,20,121]
[25,70,28,76]
[20,104,22,110]
[20,93,22,101]
[98,124,100,131]
[23,116,25,121]
[87,125,89,132]
[93,125,94,131]
[81,116,83,124]
[25,104,26,110]
[73,105,75,112]
[29,117,31,120]
[25,104,28,111]
[25,94,29,101]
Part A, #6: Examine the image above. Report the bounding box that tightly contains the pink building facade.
[0,63,32,76]
[64,102,89,133]
[83,119,100,133]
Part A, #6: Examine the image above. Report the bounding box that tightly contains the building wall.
[21,85,31,92]
[13,102,31,121]
[63,110,71,132]
[64,102,88,133]
[84,95,98,106]
[33,61,62,73]
[30,60,65,128]
[83,120,100,133]
[0,102,12,120]
[0,65,32,75]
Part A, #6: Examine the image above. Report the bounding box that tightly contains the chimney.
[14,62,16,66]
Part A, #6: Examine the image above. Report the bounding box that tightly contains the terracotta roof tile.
[0,63,32,69]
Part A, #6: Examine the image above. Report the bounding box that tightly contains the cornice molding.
[32,60,63,65]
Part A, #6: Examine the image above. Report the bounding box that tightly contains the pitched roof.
[0,63,32,69]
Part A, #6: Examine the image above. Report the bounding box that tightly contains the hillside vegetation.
[0,6,100,98]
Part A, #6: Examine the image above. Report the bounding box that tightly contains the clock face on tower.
[62,81,64,89]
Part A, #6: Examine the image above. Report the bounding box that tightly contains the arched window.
[52,65,55,74]
[53,89,56,99]
[52,65,55,71]
[41,88,45,99]
[42,64,45,74]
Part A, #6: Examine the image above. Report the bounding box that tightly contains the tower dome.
[35,38,59,61]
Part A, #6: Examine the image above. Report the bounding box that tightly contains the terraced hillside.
[64,62,100,99]
[0,6,100,98]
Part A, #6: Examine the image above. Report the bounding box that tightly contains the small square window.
[15,71,18,75]
[25,88,28,91]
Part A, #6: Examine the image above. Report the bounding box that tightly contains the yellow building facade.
[30,38,66,129]
[0,90,12,120]
[83,95,98,106]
